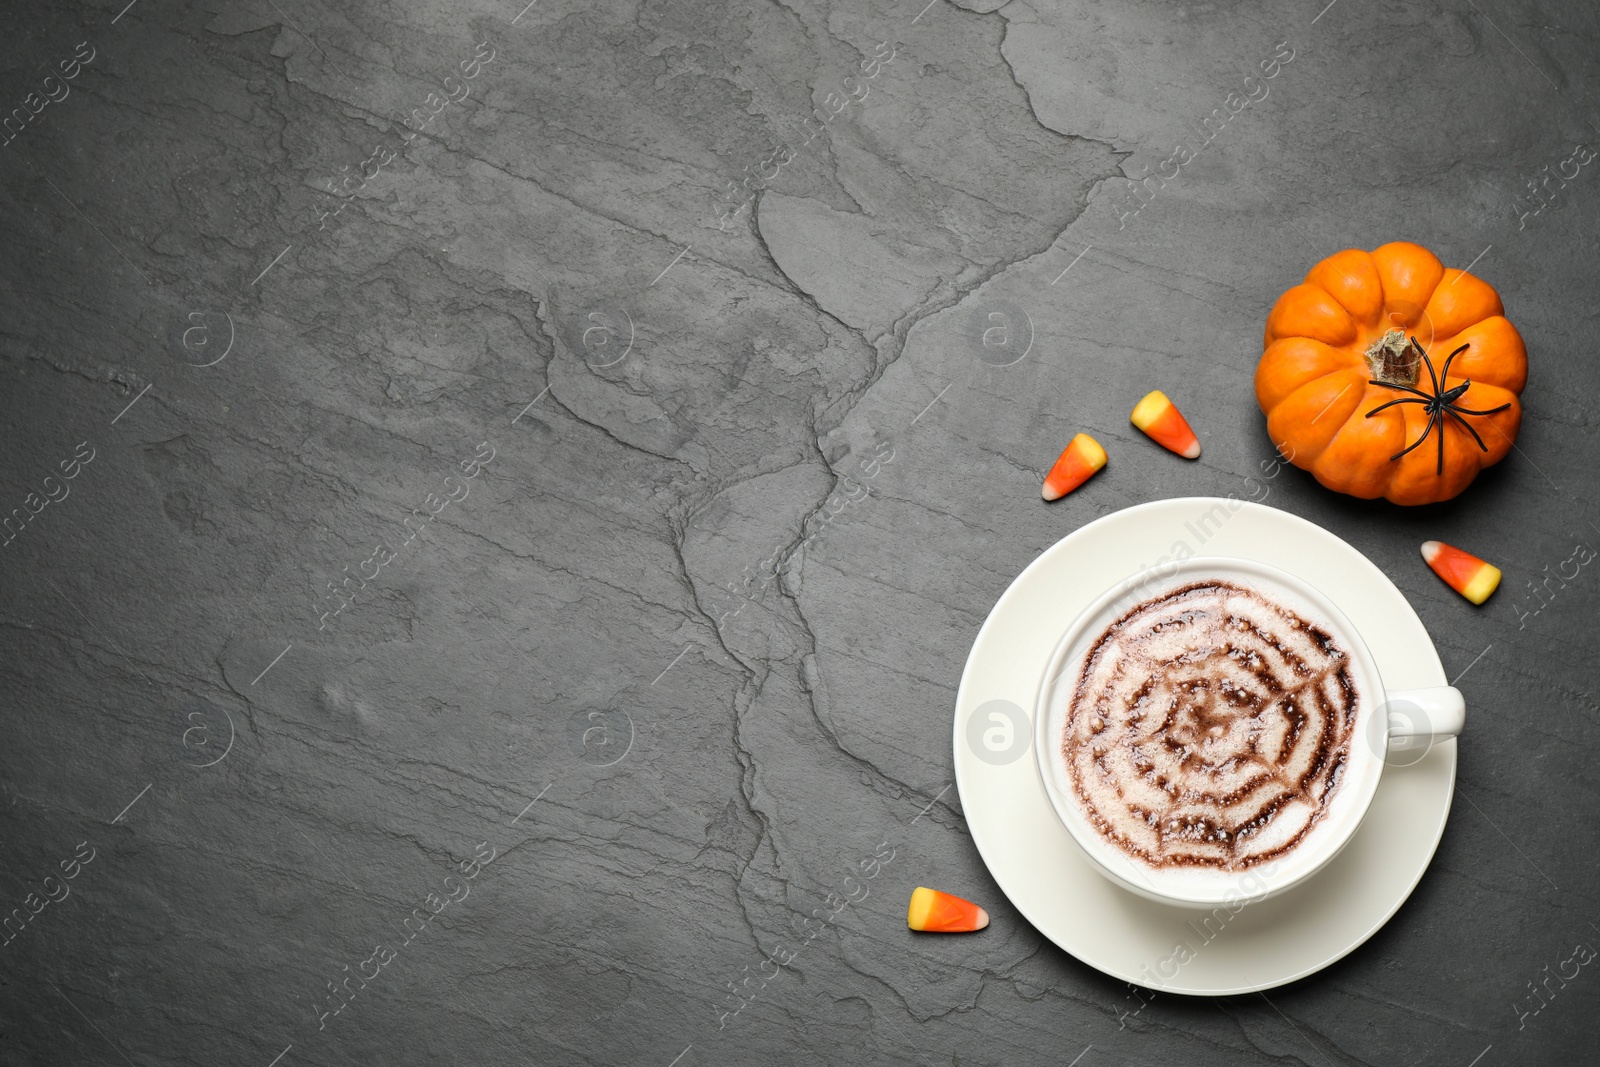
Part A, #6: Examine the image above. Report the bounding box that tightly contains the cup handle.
[1383,687,1465,751]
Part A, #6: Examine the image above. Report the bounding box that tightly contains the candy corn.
[1130,390,1201,459]
[907,887,989,933]
[1042,433,1108,501]
[1420,541,1502,605]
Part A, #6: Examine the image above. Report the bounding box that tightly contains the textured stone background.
[1,0,1597,1063]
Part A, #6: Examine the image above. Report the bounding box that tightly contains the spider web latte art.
[1062,580,1360,870]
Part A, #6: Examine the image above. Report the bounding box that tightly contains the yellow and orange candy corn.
[1042,433,1107,501]
[1421,541,1502,605]
[907,887,989,933]
[1130,390,1201,459]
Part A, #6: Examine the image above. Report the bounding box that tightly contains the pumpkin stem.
[1365,329,1420,387]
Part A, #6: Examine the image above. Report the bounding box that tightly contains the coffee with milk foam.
[1061,579,1360,871]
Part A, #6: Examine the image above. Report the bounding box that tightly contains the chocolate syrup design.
[1062,580,1359,870]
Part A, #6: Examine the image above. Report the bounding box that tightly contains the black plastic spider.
[1364,337,1511,476]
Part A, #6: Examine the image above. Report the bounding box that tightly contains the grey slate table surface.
[2,0,1597,1063]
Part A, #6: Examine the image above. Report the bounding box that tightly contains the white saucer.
[952,498,1457,995]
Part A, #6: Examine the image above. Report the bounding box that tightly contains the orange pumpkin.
[1256,242,1526,505]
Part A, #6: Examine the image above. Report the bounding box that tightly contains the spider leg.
[1367,380,1435,400]
[1438,343,1471,383]
[1412,339,1442,395]
[1443,406,1492,453]
[1388,410,1441,462]
[1450,401,1513,417]
[1365,397,1430,417]
[1436,410,1445,475]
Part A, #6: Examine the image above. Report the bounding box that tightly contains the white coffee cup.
[1033,555,1463,907]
